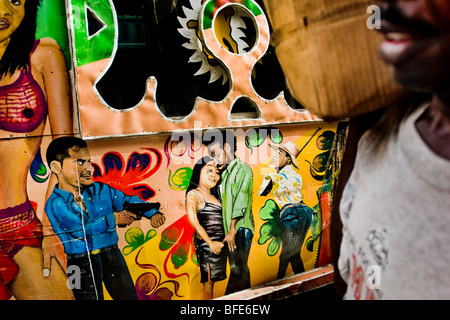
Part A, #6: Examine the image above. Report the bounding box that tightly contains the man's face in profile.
[377,0,450,93]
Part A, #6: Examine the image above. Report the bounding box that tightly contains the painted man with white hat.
[259,141,315,279]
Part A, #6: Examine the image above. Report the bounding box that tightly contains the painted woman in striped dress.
[186,156,227,299]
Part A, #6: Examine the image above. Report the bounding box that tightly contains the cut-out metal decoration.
[69,0,319,139]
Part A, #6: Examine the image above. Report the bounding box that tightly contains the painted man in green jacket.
[204,129,255,294]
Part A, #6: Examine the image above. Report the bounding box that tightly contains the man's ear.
[223,143,231,154]
[50,161,62,175]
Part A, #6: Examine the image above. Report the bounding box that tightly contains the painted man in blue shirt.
[44,137,165,300]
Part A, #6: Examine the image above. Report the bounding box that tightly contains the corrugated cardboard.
[263,0,405,121]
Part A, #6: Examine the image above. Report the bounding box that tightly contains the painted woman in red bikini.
[0,0,74,299]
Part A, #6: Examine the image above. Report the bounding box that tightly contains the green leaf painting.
[123,227,157,255]
[258,199,281,256]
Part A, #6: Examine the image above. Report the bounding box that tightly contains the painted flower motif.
[92,148,162,200]
[30,148,50,183]
[305,130,335,181]
[159,214,197,281]
[168,167,193,191]
[245,126,283,154]
[259,199,316,257]
[164,133,202,168]
[258,199,281,256]
[134,248,183,300]
[122,227,157,255]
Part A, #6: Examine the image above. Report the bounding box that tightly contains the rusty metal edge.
[215,264,335,300]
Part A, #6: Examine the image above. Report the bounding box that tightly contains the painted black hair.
[46,136,88,165]
[185,156,220,200]
[203,129,237,155]
[0,0,41,78]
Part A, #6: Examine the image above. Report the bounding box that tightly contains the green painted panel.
[36,0,71,67]
[71,0,116,67]
[203,0,263,30]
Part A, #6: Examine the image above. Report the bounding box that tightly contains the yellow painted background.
[27,122,339,300]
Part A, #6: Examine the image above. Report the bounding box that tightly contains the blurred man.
[335,0,450,299]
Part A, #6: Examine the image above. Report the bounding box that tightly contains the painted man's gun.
[123,201,161,221]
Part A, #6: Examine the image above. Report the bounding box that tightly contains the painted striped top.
[0,40,47,133]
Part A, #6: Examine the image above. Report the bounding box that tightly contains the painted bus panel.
[0,0,346,300]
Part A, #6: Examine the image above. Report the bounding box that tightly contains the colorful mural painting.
[0,0,346,300]
[20,124,343,300]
